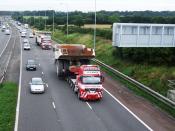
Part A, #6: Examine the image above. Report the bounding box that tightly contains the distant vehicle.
[1,25,6,32]
[21,31,26,37]
[26,59,37,71]
[23,43,30,50]
[36,31,52,49]
[29,33,34,38]
[21,29,26,32]
[24,24,28,29]
[29,77,45,93]
[6,24,9,28]
[23,38,29,44]
[5,29,10,35]
[17,22,21,26]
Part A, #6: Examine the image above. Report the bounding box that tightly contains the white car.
[23,43,30,50]
[29,33,34,38]
[1,25,6,32]
[23,38,29,44]
[29,77,45,93]
[21,31,26,37]
[5,29,10,35]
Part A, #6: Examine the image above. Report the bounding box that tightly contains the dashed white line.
[103,88,153,131]
[86,102,92,110]
[38,63,40,67]
[46,84,48,88]
[52,102,56,109]
[42,72,44,75]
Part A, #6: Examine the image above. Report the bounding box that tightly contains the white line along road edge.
[14,30,22,131]
[103,88,153,131]
[52,102,56,109]
[86,102,92,110]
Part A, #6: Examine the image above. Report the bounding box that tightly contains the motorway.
[13,26,153,131]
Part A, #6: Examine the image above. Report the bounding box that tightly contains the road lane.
[0,27,11,56]
[18,31,62,131]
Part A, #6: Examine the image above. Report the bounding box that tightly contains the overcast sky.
[0,0,175,11]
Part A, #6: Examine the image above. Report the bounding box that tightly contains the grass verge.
[0,82,18,131]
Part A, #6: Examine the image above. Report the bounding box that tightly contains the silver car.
[5,29,10,35]
[23,43,30,50]
[29,77,45,93]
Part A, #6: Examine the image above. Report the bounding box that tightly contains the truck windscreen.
[82,76,101,84]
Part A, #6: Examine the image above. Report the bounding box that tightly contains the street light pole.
[66,7,69,38]
[94,0,97,52]
[60,3,69,38]
[53,10,54,32]
[45,10,46,30]
[34,11,35,25]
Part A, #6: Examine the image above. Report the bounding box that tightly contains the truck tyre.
[56,60,63,77]
[63,60,70,76]
[73,86,77,94]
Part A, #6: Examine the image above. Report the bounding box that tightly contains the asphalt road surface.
[0,28,11,56]
[16,27,152,131]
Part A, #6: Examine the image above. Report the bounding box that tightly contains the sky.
[0,0,175,11]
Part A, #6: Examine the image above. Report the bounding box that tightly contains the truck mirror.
[80,76,83,82]
[101,76,105,82]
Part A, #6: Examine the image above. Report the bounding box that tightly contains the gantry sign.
[113,23,175,47]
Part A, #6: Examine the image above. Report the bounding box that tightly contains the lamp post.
[60,3,69,38]
[94,0,97,52]
[45,10,46,30]
[53,10,55,32]
[34,11,35,25]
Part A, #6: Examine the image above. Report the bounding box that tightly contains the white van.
[21,31,26,37]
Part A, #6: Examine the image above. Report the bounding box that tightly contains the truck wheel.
[73,86,77,94]
[56,60,63,77]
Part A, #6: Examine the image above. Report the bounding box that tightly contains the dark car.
[26,59,37,71]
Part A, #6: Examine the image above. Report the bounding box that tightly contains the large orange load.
[54,44,95,60]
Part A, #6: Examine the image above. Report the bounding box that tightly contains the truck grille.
[85,88,97,92]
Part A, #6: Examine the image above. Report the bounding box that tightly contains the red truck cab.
[74,65,104,100]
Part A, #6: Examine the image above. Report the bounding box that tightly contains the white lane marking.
[103,88,153,131]
[46,84,48,88]
[39,63,40,67]
[86,102,92,110]
[42,72,44,75]
[14,29,22,131]
[52,102,56,109]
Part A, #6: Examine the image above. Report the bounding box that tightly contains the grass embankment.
[0,82,18,131]
[52,30,175,117]
[82,24,112,29]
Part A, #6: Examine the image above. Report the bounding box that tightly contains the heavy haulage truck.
[54,44,104,100]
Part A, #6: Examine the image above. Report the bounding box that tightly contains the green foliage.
[0,82,17,131]
[55,26,112,40]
